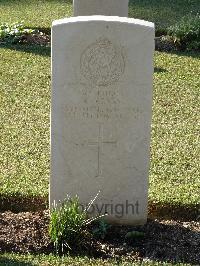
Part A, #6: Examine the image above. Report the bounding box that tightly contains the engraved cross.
[88,124,117,177]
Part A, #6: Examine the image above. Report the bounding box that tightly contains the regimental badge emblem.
[80,38,125,86]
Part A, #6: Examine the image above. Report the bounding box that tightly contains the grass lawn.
[151,51,199,206]
[0,0,72,29]
[0,253,190,266]
[0,45,50,198]
[0,45,199,208]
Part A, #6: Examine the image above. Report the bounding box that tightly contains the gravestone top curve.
[52,15,154,28]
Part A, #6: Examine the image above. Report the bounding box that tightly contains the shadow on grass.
[128,0,199,31]
[0,194,48,213]
[0,257,33,266]
[148,201,199,222]
[1,41,199,60]
[154,67,167,73]
[0,43,50,57]
[166,49,200,59]
[0,194,199,221]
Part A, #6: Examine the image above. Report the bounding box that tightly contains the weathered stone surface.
[50,16,154,225]
[73,0,129,17]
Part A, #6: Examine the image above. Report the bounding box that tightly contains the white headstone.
[73,0,129,17]
[50,16,154,225]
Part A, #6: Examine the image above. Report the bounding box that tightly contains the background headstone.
[73,0,129,17]
[50,16,154,225]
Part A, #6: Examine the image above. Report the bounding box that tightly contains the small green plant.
[167,13,200,50]
[125,230,145,245]
[49,193,104,254]
[0,22,35,43]
[49,196,88,253]
[92,219,111,240]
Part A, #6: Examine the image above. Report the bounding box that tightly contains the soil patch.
[0,211,199,264]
